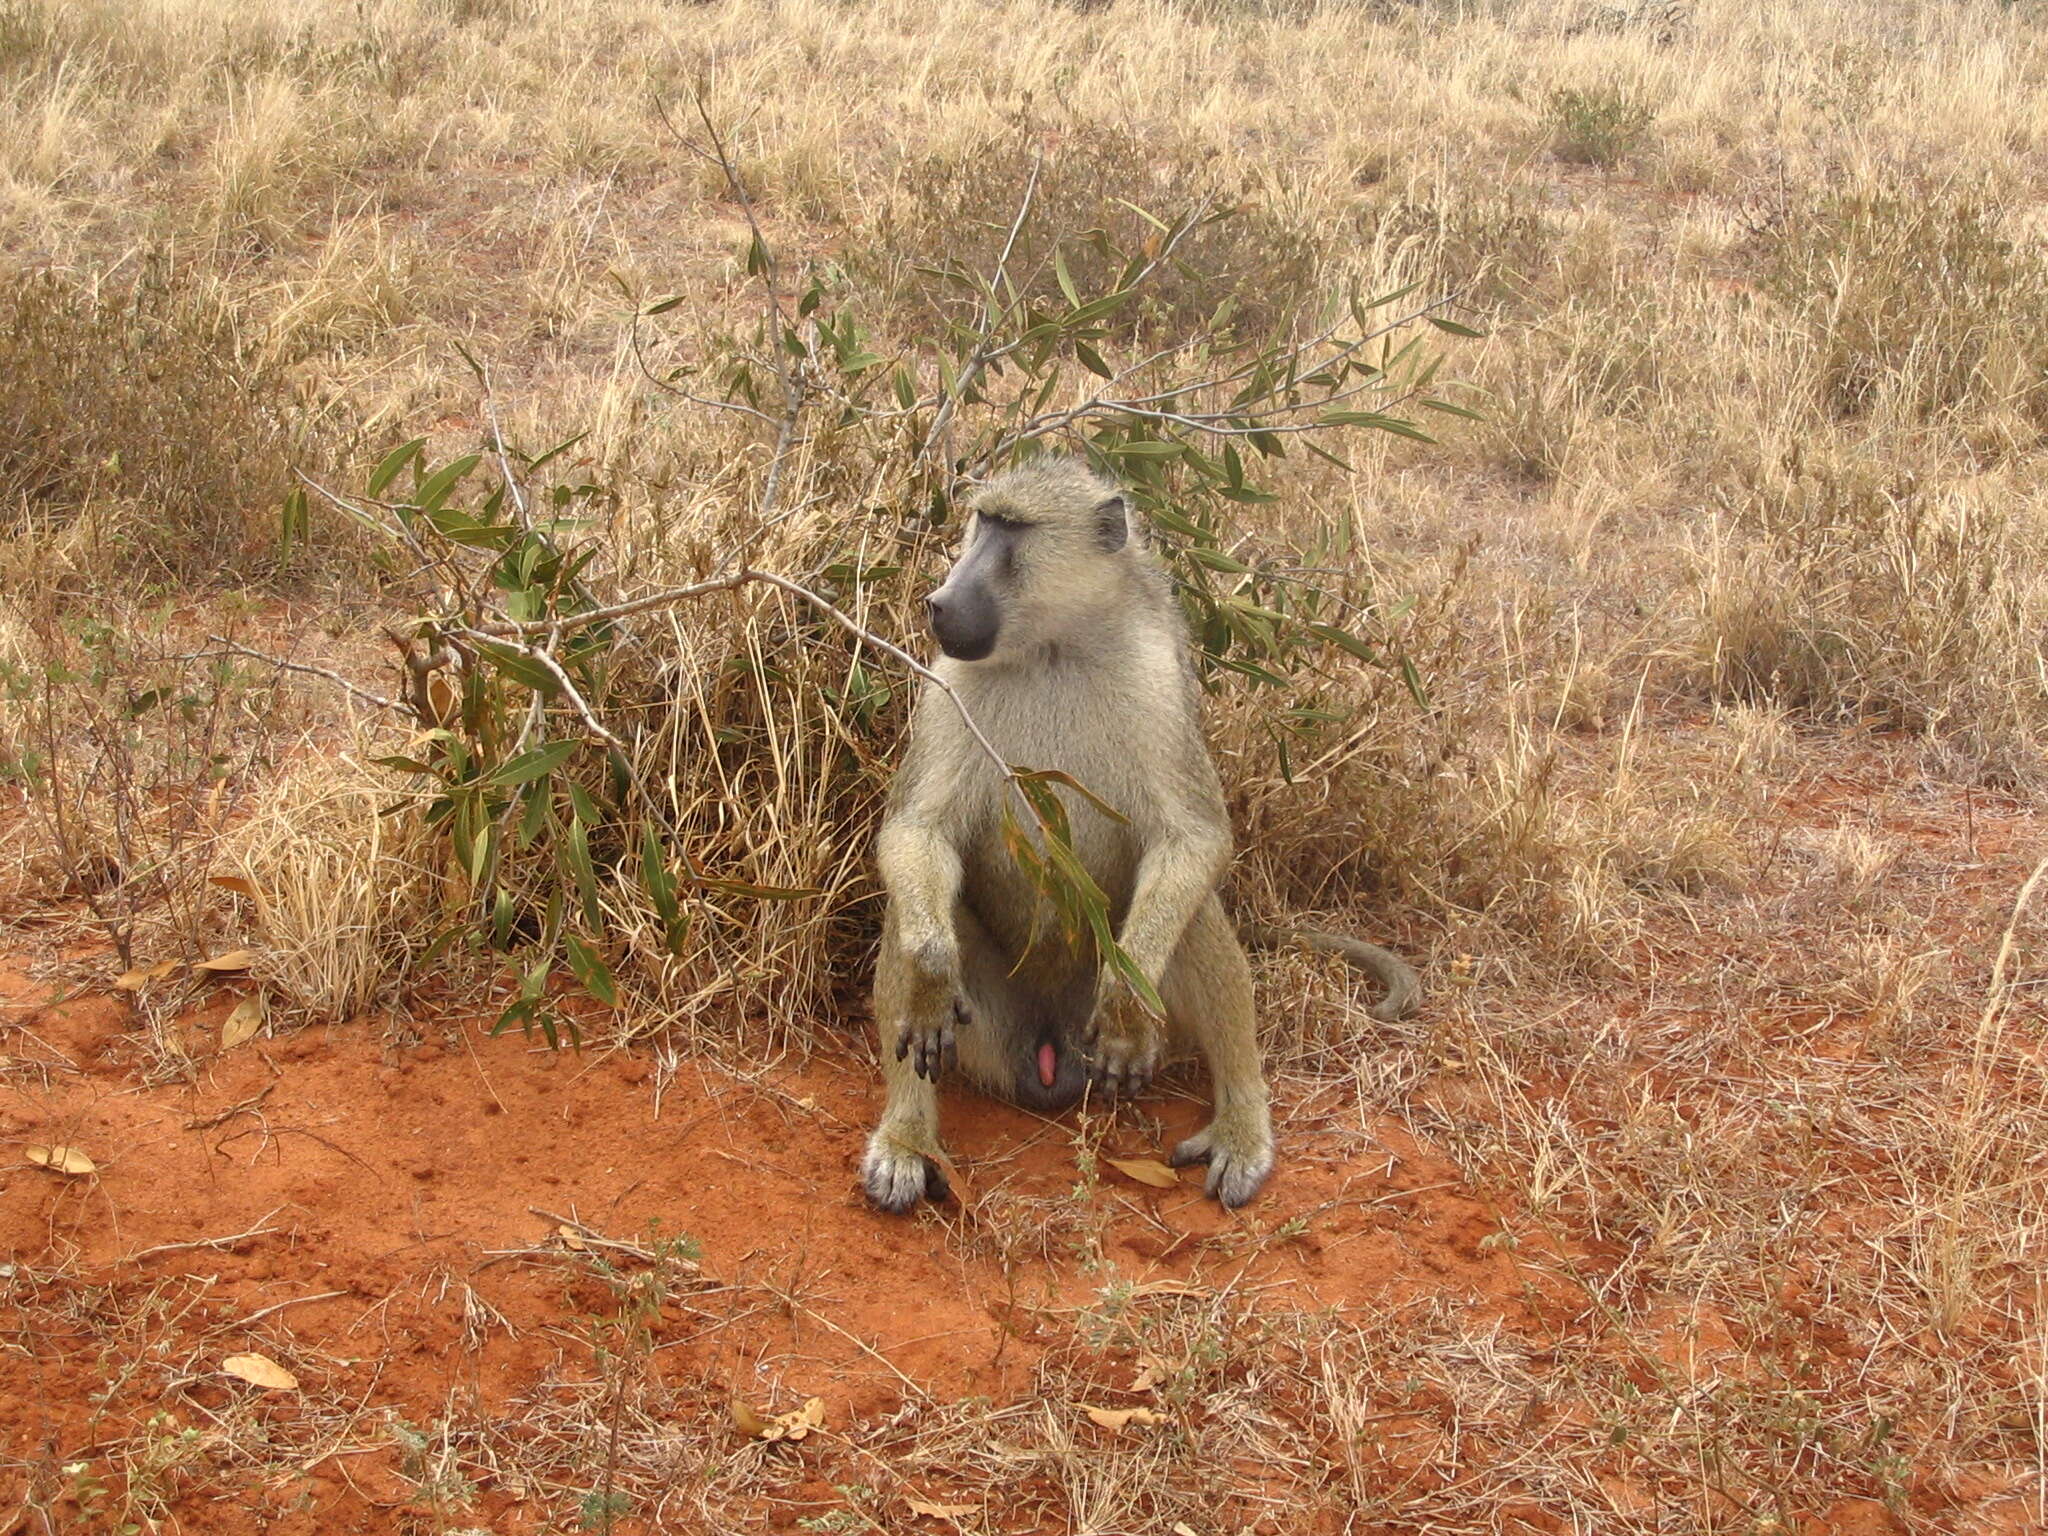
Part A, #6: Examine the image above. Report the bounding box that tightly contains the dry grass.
[4,0,2048,1529]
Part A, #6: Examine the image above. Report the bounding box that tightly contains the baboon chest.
[952,663,1157,955]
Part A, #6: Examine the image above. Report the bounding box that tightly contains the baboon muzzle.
[925,576,1000,661]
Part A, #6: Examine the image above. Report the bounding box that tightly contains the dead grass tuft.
[217,743,437,1020]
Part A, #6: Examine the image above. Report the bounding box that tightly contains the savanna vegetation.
[2,0,2046,1532]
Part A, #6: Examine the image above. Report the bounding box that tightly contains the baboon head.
[924,459,1142,664]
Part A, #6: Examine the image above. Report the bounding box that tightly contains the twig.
[121,1207,287,1263]
[915,150,1044,471]
[185,1083,276,1130]
[528,1206,699,1269]
[654,87,807,522]
[225,1290,348,1330]
[790,1297,933,1404]
[209,638,400,713]
[450,627,627,755]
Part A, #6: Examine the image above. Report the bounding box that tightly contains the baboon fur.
[862,458,1417,1213]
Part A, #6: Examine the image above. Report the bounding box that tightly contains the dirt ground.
[3,737,2042,1534]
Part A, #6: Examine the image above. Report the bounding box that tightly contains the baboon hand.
[895,994,969,1082]
[1081,978,1162,1098]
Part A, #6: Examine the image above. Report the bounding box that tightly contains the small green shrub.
[1545,85,1656,168]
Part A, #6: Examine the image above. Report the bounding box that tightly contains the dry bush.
[1689,452,2048,781]
[0,267,343,583]
[1544,83,1658,167]
[860,123,1323,342]
[0,589,302,967]
[1760,185,2048,442]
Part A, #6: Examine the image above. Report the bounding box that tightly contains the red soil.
[0,969,1550,1534]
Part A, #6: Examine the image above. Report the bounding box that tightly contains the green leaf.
[470,640,557,694]
[412,454,482,515]
[1014,767,1128,825]
[526,430,590,472]
[517,782,551,846]
[1075,339,1113,379]
[1427,316,1486,338]
[564,934,620,1008]
[1064,288,1137,329]
[746,231,770,276]
[640,825,680,927]
[368,438,426,498]
[1305,621,1381,663]
[565,818,601,928]
[643,294,684,315]
[566,779,602,827]
[691,876,821,902]
[489,739,580,787]
[1319,411,1436,443]
[1421,398,1486,421]
[1054,248,1081,308]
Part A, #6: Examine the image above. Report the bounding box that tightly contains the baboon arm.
[1115,825,1232,989]
[876,818,964,969]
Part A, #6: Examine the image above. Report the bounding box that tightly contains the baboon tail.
[1241,922,1422,1023]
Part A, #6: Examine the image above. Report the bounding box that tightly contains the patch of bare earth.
[3,739,2041,1534]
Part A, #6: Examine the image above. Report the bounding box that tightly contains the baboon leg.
[864,904,1030,1212]
[1163,895,1273,1207]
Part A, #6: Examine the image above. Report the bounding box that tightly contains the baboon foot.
[1170,1118,1274,1208]
[895,997,968,1082]
[861,1128,951,1214]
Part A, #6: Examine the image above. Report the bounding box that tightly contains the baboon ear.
[1095,495,1130,553]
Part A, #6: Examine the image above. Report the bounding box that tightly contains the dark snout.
[926,535,1006,661]
[926,584,999,661]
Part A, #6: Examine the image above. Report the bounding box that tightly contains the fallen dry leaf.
[1172,1524,1200,1536]
[26,1145,97,1176]
[1084,1405,1168,1433]
[220,994,265,1050]
[1129,1279,1209,1300]
[196,949,256,974]
[556,1225,587,1252]
[741,1396,826,1443]
[426,674,460,726]
[209,875,259,898]
[1131,1354,1171,1392]
[222,1352,297,1391]
[906,1497,981,1520]
[1105,1156,1181,1189]
[929,1148,971,1205]
[115,958,181,991]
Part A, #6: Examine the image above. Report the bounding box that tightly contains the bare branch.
[654,87,807,522]
[915,151,1044,473]
[449,626,628,756]
[209,638,401,713]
